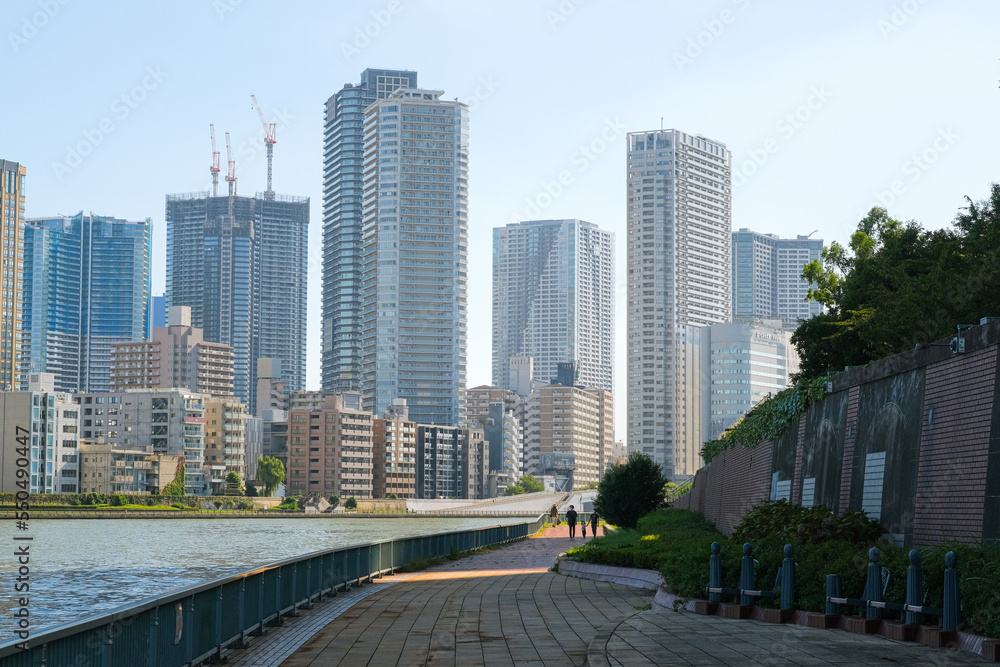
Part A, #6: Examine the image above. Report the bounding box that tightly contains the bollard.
[739,543,755,606]
[826,574,841,615]
[905,549,923,625]
[864,547,883,619]
[708,542,722,603]
[780,544,795,610]
[943,551,960,631]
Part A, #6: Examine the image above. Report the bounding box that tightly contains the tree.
[162,464,186,497]
[386,493,397,499]
[504,483,526,496]
[328,494,340,509]
[593,452,668,529]
[245,481,258,497]
[518,475,545,493]
[256,456,285,496]
[226,471,244,495]
[344,496,358,511]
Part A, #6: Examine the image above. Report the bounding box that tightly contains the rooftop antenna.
[250,94,276,200]
[209,124,220,197]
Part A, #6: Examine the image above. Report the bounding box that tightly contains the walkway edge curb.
[557,557,663,590]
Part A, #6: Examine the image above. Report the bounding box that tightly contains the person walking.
[550,503,559,525]
[581,517,587,539]
[590,510,599,537]
[566,505,578,540]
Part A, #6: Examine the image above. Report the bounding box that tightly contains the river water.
[0,516,527,637]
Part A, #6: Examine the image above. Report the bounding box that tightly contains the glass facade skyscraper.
[492,219,614,392]
[166,192,308,408]
[731,228,824,330]
[626,129,732,480]
[22,212,151,392]
[358,88,469,425]
[322,68,418,394]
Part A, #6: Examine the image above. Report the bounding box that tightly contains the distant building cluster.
[0,68,825,497]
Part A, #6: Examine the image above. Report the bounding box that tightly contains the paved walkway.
[228,524,989,666]
[591,609,989,665]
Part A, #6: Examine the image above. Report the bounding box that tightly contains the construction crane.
[225,131,236,197]
[209,124,220,197]
[250,94,276,199]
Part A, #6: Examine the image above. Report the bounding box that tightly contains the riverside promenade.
[226,524,989,666]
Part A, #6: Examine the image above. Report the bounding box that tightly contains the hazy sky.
[5,0,998,435]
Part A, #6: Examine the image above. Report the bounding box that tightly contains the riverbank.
[1,510,544,519]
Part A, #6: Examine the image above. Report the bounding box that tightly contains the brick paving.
[231,523,989,666]
[591,609,989,666]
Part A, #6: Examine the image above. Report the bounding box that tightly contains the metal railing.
[0,515,547,667]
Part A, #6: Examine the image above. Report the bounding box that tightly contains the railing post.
[905,549,923,625]
[943,551,960,631]
[214,585,224,660]
[708,542,722,603]
[780,544,795,610]
[825,575,841,615]
[864,547,883,619]
[739,543,755,606]
[148,607,159,667]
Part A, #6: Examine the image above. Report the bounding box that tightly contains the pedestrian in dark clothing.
[590,511,599,537]
[566,505,578,540]
[581,518,587,538]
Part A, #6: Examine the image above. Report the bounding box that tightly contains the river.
[0,516,529,636]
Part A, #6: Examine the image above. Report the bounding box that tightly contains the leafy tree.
[593,452,668,529]
[518,474,545,493]
[328,494,340,509]
[256,456,285,496]
[226,471,244,495]
[162,464,186,497]
[245,481,258,497]
[345,496,358,511]
[386,493,397,499]
[504,483,526,496]
[793,189,1000,380]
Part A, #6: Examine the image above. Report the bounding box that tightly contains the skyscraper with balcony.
[731,228,824,330]
[358,88,469,425]
[492,219,614,392]
[165,191,308,407]
[22,212,151,393]
[626,129,732,480]
[322,68,418,394]
[0,160,26,390]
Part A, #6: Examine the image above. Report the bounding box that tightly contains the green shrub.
[731,499,881,546]
[593,452,668,529]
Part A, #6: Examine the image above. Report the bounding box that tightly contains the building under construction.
[165,109,308,411]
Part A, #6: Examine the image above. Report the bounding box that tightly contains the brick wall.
[912,347,995,544]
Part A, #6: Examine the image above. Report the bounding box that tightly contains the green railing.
[0,515,547,667]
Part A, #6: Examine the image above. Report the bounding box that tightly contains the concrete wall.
[676,320,1000,547]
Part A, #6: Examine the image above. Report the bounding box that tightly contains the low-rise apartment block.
[286,393,373,498]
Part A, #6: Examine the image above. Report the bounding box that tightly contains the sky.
[4,0,999,436]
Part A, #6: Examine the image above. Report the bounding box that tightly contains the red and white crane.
[250,94,276,199]
[209,124,221,197]
[225,131,237,197]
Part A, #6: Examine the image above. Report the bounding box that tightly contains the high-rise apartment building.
[111,306,234,397]
[731,228,824,330]
[322,68,419,394]
[415,424,486,500]
[165,191,308,407]
[22,212,151,393]
[492,219,614,392]
[704,320,799,439]
[626,129,732,480]
[285,393,373,498]
[203,397,247,490]
[0,160,25,391]
[357,88,469,425]
[372,411,417,499]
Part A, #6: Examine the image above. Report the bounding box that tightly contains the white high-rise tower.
[626,129,732,479]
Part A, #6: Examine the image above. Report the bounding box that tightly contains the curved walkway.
[224,523,989,666]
